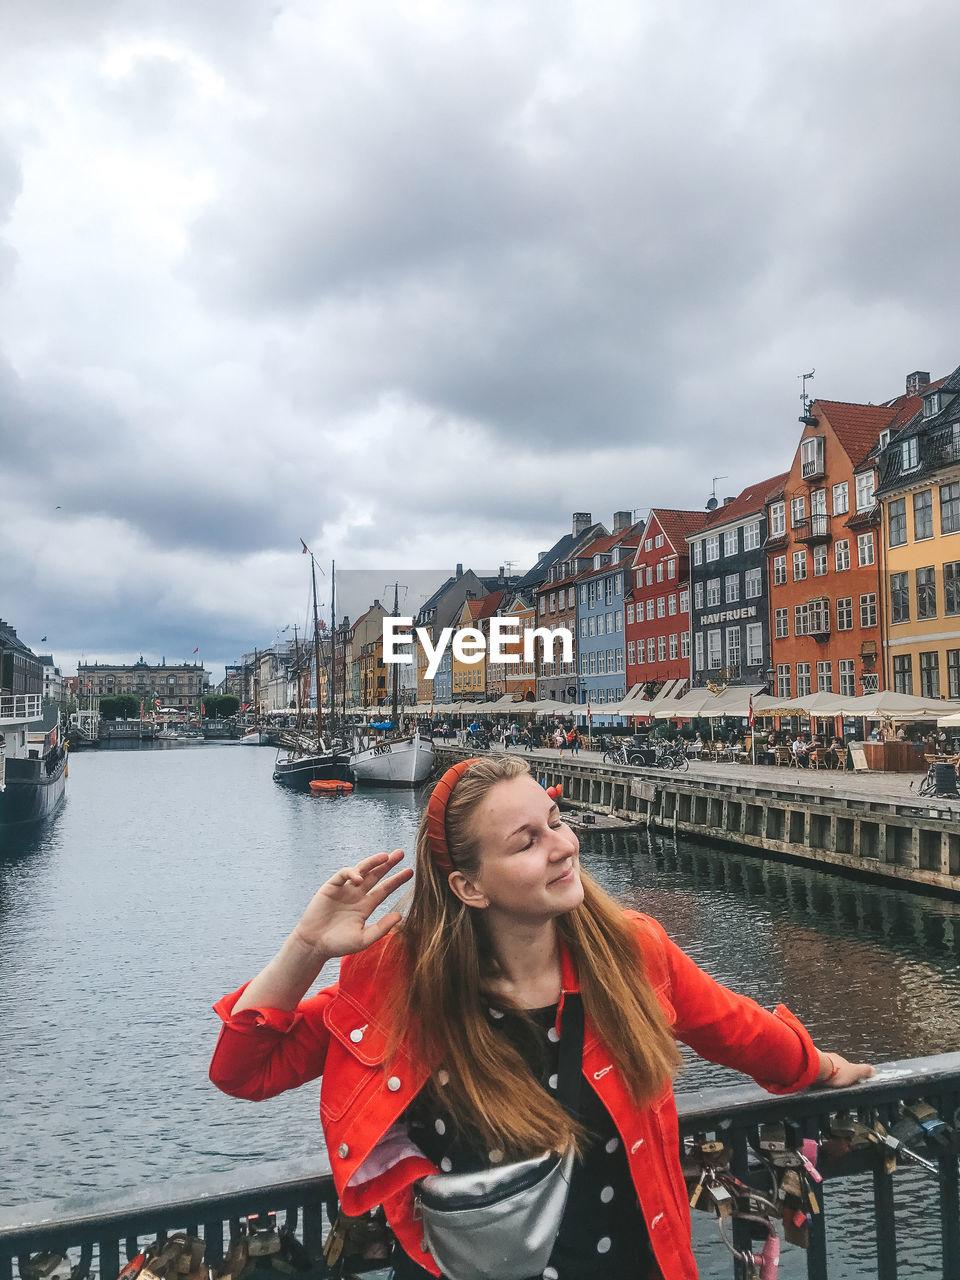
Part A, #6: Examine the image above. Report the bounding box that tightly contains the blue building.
[575,520,644,723]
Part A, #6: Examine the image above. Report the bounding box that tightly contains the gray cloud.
[1,0,959,677]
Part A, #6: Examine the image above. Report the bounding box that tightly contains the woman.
[209,756,872,1280]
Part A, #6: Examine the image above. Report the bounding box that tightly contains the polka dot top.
[393,1002,654,1280]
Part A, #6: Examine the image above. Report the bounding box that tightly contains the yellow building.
[450,596,493,701]
[877,367,960,698]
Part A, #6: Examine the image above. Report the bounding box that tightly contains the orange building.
[451,591,505,701]
[766,398,906,700]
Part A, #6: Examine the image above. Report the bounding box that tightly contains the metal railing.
[0,694,42,724]
[1,1053,958,1280]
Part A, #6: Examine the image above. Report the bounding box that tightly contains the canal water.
[2,743,958,1278]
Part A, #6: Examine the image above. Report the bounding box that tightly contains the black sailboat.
[273,551,350,790]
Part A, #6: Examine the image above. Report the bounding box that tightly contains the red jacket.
[210,912,820,1279]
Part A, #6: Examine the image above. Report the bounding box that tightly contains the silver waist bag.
[416,1145,575,1280]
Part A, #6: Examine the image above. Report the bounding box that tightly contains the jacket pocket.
[319,995,390,1121]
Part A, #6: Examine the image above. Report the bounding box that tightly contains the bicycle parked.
[654,739,689,771]
[602,741,646,767]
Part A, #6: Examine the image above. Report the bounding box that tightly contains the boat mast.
[390,581,400,730]
[310,554,324,743]
[329,560,336,728]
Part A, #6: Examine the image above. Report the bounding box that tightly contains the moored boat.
[0,695,67,826]
[348,730,435,786]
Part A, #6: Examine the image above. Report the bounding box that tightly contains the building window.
[656,597,665,618]
[775,607,788,638]
[837,597,853,631]
[647,637,655,662]
[669,633,678,660]
[568,587,576,607]
[646,566,654,585]
[692,542,703,565]
[745,568,762,599]
[655,534,664,548]
[681,631,690,659]
[769,502,786,536]
[668,595,677,615]
[892,654,913,694]
[643,600,652,621]
[793,550,807,581]
[744,522,761,551]
[860,593,878,628]
[705,535,720,562]
[549,593,556,613]
[794,603,809,636]
[939,482,960,535]
[832,482,848,515]
[857,533,875,567]
[606,611,615,632]
[746,623,763,666]
[914,490,933,540]
[614,609,623,632]
[948,650,960,699]
[589,616,596,637]
[695,632,704,671]
[838,659,856,697]
[589,651,597,674]
[645,538,653,552]
[580,618,588,638]
[723,529,738,557]
[855,472,876,511]
[924,392,942,418]
[667,557,676,578]
[694,581,704,609]
[598,650,607,675]
[679,588,689,613]
[707,630,722,669]
[773,555,786,586]
[790,496,806,527]
[945,561,960,615]
[776,664,791,699]
[920,651,941,699]
[890,572,910,623]
[626,603,635,625]
[916,566,937,619]
[725,627,741,670]
[816,660,832,692]
[796,662,812,697]
[831,540,849,572]
[657,635,667,662]
[627,641,636,665]
[724,574,740,603]
[888,498,907,547]
[901,437,920,470]
[706,578,721,607]
[613,573,623,595]
[616,647,624,672]
[813,545,828,577]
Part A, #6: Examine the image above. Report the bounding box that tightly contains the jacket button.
[338,1143,349,1158]
[387,1076,402,1091]
[350,1028,364,1042]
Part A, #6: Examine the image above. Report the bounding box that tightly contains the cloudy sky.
[2,0,959,680]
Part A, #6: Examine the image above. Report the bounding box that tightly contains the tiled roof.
[468,590,505,621]
[647,508,710,551]
[701,473,789,529]
[814,400,901,468]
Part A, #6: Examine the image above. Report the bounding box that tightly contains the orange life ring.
[309,779,355,794]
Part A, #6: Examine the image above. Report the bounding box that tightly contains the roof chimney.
[723,496,735,506]
[612,510,631,534]
[455,563,463,579]
[906,371,931,396]
[572,512,592,537]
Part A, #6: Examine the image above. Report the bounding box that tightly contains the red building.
[625,508,707,695]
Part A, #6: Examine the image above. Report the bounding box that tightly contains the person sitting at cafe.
[792,735,810,767]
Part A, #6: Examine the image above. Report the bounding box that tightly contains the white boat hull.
[348,734,435,786]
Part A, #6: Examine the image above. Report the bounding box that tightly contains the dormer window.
[923,392,941,418]
[878,428,891,449]
[901,437,920,471]
[593,554,602,569]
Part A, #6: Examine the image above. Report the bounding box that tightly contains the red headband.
[427,758,479,875]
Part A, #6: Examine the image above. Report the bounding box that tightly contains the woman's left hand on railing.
[814,1050,876,1088]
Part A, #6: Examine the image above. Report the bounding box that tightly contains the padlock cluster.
[321,1207,393,1277]
[683,1099,958,1280]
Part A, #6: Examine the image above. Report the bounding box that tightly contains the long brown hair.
[383,755,681,1159]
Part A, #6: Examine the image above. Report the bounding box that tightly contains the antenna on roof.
[706,476,727,512]
[799,368,815,418]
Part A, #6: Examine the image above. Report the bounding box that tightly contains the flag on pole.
[300,538,309,554]
[748,695,755,729]
[140,700,144,719]
[586,701,593,722]
[154,697,161,711]
[201,701,206,715]
[41,635,47,642]
[193,647,199,654]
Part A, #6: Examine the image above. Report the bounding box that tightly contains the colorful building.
[687,475,787,688]
[625,509,705,693]
[575,518,645,721]
[765,397,907,700]
[534,513,608,705]
[876,365,960,697]
[451,591,504,701]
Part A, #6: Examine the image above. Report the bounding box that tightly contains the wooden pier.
[434,746,960,895]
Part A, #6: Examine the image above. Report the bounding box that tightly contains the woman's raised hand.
[292,850,413,961]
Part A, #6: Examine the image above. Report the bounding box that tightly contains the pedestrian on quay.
[209,754,874,1280]
[554,724,566,755]
[566,725,580,756]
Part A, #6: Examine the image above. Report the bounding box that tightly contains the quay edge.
[434,747,960,898]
